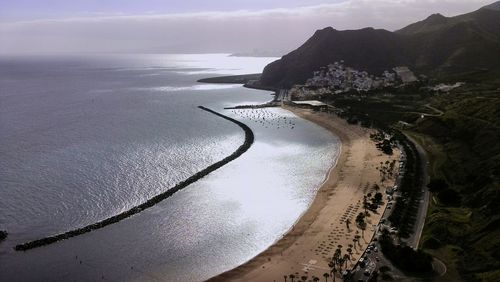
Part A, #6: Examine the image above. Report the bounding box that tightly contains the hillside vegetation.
[416,87,500,281]
[308,81,500,281]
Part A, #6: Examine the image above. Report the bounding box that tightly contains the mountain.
[260,2,500,88]
[395,13,449,35]
[260,27,409,88]
[482,1,500,11]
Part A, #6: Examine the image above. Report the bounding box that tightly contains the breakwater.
[15,106,254,251]
[224,101,280,110]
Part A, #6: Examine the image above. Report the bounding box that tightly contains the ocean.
[0,54,340,281]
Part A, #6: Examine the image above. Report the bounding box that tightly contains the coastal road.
[349,135,431,281]
[403,134,431,249]
[350,245,407,282]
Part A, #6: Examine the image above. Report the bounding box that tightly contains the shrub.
[0,230,7,242]
[423,236,442,249]
[438,188,462,206]
[427,178,449,192]
[380,236,434,273]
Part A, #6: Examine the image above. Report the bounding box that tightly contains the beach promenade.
[210,108,399,282]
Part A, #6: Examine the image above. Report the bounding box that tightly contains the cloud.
[0,0,492,54]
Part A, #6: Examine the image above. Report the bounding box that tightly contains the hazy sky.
[0,0,494,55]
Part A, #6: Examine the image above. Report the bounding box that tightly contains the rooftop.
[291,100,327,107]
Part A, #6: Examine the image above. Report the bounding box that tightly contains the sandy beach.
[209,107,399,282]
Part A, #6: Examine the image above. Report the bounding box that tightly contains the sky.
[0,0,495,55]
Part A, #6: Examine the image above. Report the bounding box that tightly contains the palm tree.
[313,276,320,282]
[337,257,344,272]
[356,213,367,239]
[356,212,365,227]
[362,196,368,214]
[343,253,350,269]
[347,245,353,260]
[345,218,351,231]
[323,272,329,282]
[284,275,288,282]
[289,274,295,282]
[331,267,337,282]
[301,275,307,281]
[360,223,366,238]
[334,247,341,264]
[355,235,362,248]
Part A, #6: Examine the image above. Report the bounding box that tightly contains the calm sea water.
[0,54,340,281]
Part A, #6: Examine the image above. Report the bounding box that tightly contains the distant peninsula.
[198,74,278,92]
[197,73,261,84]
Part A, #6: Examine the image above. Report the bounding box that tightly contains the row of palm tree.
[363,191,385,213]
[378,159,397,182]
[283,188,385,282]
[327,244,355,282]
[282,242,358,282]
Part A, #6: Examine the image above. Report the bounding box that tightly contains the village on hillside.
[289,61,419,99]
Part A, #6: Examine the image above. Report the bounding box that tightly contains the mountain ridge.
[482,1,500,11]
[260,2,500,88]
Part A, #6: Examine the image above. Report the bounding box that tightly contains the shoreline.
[209,107,398,281]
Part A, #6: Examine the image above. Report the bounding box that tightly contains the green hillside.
[413,86,500,281]
[313,80,500,281]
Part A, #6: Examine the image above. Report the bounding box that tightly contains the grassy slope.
[319,81,499,281]
[413,87,500,282]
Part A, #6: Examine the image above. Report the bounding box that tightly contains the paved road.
[350,244,407,282]
[348,136,432,281]
[424,104,444,116]
[403,134,431,249]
